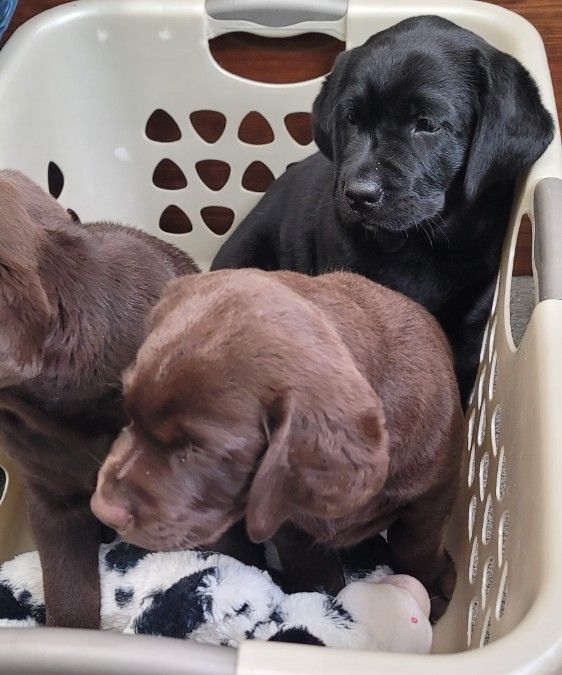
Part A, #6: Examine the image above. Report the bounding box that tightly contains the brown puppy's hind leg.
[387,480,458,623]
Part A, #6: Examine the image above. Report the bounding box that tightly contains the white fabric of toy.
[0,541,432,653]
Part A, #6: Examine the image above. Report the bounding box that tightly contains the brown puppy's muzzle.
[90,491,132,532]
[91,428,144,535]
[92,426,211,551]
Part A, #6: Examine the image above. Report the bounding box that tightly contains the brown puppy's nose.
[90,491,132,531]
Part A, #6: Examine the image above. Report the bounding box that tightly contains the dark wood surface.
[5,0,561,275]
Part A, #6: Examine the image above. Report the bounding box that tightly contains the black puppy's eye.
[414,117,440,134]
[347,111,357,125]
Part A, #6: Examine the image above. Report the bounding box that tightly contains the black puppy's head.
[313,15,554,233]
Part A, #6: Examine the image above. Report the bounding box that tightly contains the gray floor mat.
[510,275,535,348]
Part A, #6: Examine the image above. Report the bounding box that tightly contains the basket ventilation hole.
[467,598,479,647]
[488,318,498,359]
[477,402,487,446]
[469,538,479,584]
[496,448,507,501]
[159,206,192,234]
[468,495,477,541]
[196,160,231,191]
[208,33,344,84]
[146,109,182,142]
[467,409,476,448]
[480,609,492,647]
[190,111,226,144]
[492,404,502,456]
[482,557,495,607]
[238,112,274,144]
[468,444,476,488]
[488,351,498,400]
[482,494,494,545]
[47,161,64,199]
[479,454,490,502]
[498,510,510,567]
[0,466,6,504]
[286,162,298,172]
[152,159,187,190]
[510,218,535,348]
[479,321,490,363]
[477,366,487,409]
[496,564,508,620]
[201,207,234,236]
[284,112,313,145]
[491,277,500,315]
[242,161,275,192]
[67,209,80,223]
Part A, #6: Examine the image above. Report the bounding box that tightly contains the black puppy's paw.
[279,563,345,597]
[425,551,456,623]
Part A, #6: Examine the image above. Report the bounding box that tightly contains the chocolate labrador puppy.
[0,170,198,628]
[91,269,463,621]
[211,15,554,406]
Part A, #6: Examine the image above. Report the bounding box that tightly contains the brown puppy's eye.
[414,117,440,134]
[176,440,200,462]
[347,111,357,125]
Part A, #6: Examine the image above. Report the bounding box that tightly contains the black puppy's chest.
[313,225,481,315]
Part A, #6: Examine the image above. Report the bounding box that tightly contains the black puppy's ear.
[312,51,351,161]
[464,50,554,203]
[245,390,389,544]
[312,73,336,160]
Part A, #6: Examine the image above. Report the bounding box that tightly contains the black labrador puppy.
[212,15,554,405]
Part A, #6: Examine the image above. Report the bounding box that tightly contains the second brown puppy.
[0,170,198,629]
[92,269,463,621]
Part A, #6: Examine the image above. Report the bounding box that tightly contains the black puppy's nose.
[345,183,383,209]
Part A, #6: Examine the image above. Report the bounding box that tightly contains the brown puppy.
[0,170,198,629]
[92,269,463,621]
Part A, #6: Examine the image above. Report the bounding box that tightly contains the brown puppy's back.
[276,269,460,481]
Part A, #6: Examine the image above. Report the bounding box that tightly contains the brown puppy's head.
[91,272,389,550]
[0,172,67,387]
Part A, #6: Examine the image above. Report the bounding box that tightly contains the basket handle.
[533,177,562,301]
[0,627,237,675]
[205,0,348,39]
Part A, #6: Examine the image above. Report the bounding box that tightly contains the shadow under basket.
[1,1,562,674]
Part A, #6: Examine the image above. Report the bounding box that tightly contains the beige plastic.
[0,0,561,673]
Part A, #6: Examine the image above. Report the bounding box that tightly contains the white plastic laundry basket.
[0,1,562,673]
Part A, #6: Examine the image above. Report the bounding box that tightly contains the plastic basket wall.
[0,1,562,673]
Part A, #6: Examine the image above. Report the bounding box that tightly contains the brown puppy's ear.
[245,390,389,544]
[0,394,82,445]
[464,48,554,203]
[245,396,295,543]
[0,179,52,386]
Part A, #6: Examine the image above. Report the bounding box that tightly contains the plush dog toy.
[0,541,432,653]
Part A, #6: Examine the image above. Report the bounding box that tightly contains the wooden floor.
[3,0,561,275]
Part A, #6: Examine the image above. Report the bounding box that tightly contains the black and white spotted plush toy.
[0,542,432,652]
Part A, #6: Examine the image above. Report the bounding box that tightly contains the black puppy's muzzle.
[344,180,384,213]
